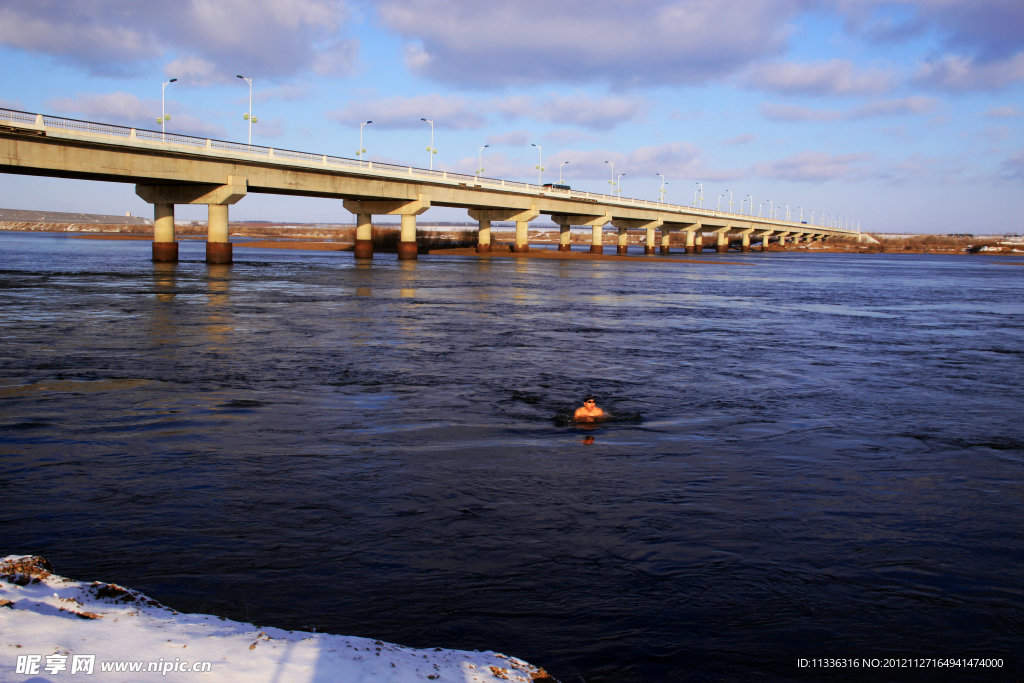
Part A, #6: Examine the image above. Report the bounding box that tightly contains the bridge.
[0,108,861,263]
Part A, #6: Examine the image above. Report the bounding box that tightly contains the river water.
[1,232,1022,681]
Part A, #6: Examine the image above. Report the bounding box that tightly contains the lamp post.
[695,182,703,208]
[727,189,734,213]
[158,78,177,139]
[604,160,615,195]
[531,143,544,185]
[357,120,372,160]
[477,144,488,177]
[617,172,626,197]
[767,199,774,220]
[657,172,667,203]
[236,74,257,145]
[420,118,435,170]
[746,194,753,216]
[558,161,570,184]
[717,194,724,211]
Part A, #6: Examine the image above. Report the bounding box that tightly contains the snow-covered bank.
[1,555,553,682]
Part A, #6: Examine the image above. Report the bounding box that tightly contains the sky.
[0,0,1022,233]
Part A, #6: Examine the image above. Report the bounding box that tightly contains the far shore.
[3,222,1019,256]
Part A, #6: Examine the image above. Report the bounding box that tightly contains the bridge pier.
[353,213,373,259]
[738,228,755,252]
[660,228,671,254]
[611,219,662,256]
[152,202,177,262]
[469,208,538,253]
[345,197,431,260]
[757,229,773,251]
[206,204,232,264]
[552,213,610,254]
[136,176,247,265]
[713,226,731,253]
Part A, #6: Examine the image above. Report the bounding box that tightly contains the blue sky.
[1,0,1022,233]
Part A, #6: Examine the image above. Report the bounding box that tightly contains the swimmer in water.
[574,396,604,422]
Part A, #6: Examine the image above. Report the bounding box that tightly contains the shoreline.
[1,555,553,682]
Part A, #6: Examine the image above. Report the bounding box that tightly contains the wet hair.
[584,396,596,402]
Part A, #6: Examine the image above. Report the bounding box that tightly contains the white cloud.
[495,93,648,130]
[913,52,1024,91]
[744,59,894,95]
[331,94,486,129]
[0,0,356,81]
[761,97,936,122]
[376,0,803,87]
[752,152,873,182]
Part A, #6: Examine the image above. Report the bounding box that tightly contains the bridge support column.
[559,225,572,251]
[152,203,177,262]
[475,217,492,253]
[660,229,672,254]
[206,204,232,264]
[612,219,662,256]
[616,226,628,254]
[777,232,790,249]
[642,228,654,254]
[694,231,704,252]
[398,213,418,260]
[757,230,773,251]
[346,196,431,260]
[738,228,755,252]
[552,213,611,254]
[514,220,531,253]
[469,208,538,254]
[136,175,247,265]
[354,213,373,259]
[713,227,731,253]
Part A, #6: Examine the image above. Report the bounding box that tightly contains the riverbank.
[1,555,552,682]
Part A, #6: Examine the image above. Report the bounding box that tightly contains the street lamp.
[558,161,570,184]
[357,120,372,160]
[477,144,489,177]
[717,194,724,211]
[746,194,753,216]
[531,143,544,185]
[236,75,257,145]
[158,78,177,138]
[726,189,734,213]
[617,172,626,197]
[420,118,436,170]
[604,160,615,195]
[695,182,703,208]
[657,172,667,203]
[767,199,774,220]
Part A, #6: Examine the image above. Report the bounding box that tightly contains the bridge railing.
[0,107,851,233]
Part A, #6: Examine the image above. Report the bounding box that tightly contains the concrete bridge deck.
[0,108,861,263]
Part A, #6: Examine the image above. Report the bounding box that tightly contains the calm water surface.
[2,232,1022,681]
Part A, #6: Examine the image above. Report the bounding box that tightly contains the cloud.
[1000,150,1024,181]
[987,105,1023,118]
[495,93,648,130]
[912,52,1024,91]
[485,131,532,146]
[743,59,894,95]
[838,0,1024,61]
[45,91,227,139]
[376,0,802,88]
[723,134,756,145]
[330,93,486,129]
[761,96,936,122]
[0,0,356,81]
[752,151,872,182]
